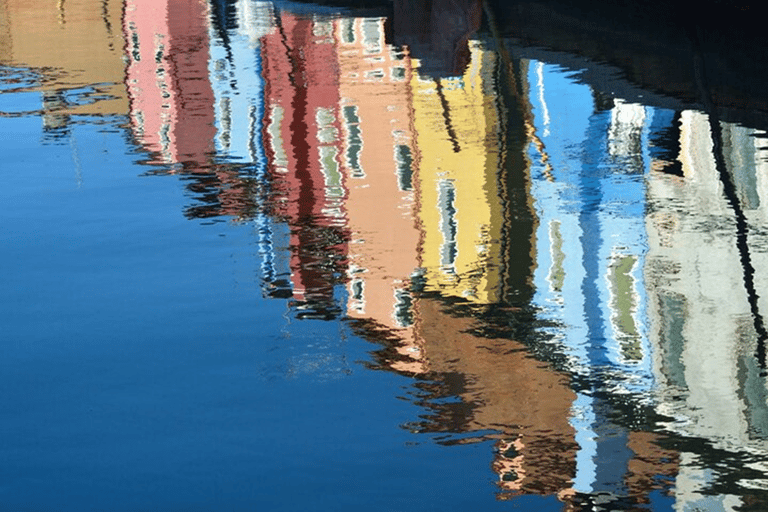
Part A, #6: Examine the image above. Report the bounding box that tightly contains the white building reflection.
[527,56,768,507]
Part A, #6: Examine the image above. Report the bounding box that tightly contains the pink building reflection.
[124,0,216,168]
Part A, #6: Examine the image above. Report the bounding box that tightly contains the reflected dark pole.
[484,2,537,309]
[434,78,461,153]
[210,0,236,63]
[689,26,768,369]
[101,0,113,37]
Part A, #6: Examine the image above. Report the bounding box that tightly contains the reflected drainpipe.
[689,25,768,370]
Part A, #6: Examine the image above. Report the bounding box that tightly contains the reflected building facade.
[125,0,217,166]
[644,109,768,509]
[0,0,127,134]
[259,11,350,318]
[334,16,423,370]
[124,0,260,218]
[107,2,768,508]
[525,60,667,506]
[412,42,505,305]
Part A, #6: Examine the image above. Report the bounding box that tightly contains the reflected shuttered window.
[350,278,365,314]
[339,18,355,44]
[393,288,414,327]
[607,253,642,362]
[437,179,458,269]
[395,144,413,191]
[343,105,364,178]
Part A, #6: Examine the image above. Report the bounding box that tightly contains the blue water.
[0,113,542,510]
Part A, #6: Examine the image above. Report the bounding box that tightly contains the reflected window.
[350,278,365,313]
[218,95,232,151]
[316,107,338,144]
[133,111,145,138]
[313,19,332,38]
[608,100,645,172]
[395,144,413,191]
[155,45,164,65]
[394,288,413,327]
[362,18,382,54]
[318,146,343,198]
[128,22,140,62]
[364,69,385,81]
[268,105,288,172]
[339,18,355,44]
[657,292,687,388]
[159,122,171,156]
[608,254,642,362]
[343,105,364,178]
[438,179,458,268]
[548,220,565,294]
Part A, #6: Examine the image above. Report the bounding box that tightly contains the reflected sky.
[3,0,768,509]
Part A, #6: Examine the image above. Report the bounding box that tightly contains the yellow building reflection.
[411,42,504,304]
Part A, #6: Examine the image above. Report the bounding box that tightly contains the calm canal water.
[3,0,768,510]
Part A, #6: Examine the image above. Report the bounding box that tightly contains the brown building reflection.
[414,296,579,498]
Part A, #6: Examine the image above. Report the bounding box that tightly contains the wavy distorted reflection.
[121,0,768,508]
[6,0,768,508]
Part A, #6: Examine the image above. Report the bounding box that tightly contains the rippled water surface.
[3,0,768,510]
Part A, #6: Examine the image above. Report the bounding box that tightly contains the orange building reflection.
[335,15,423,368]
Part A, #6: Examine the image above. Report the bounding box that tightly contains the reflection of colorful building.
[259,12,349,316]
[0,0,127,117]
[527,61,654,503]
[124,0,257,219]
[645,109,768,509]
[209,0,272,166]
[412,42,505,304]
[335,16,422,369]
[412,297,578,498]
[124,0,216,166]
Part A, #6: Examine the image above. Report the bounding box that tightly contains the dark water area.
[3,0,768,510]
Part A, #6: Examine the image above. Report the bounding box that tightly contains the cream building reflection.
[528,53,768,506]
[645,109,768,509]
